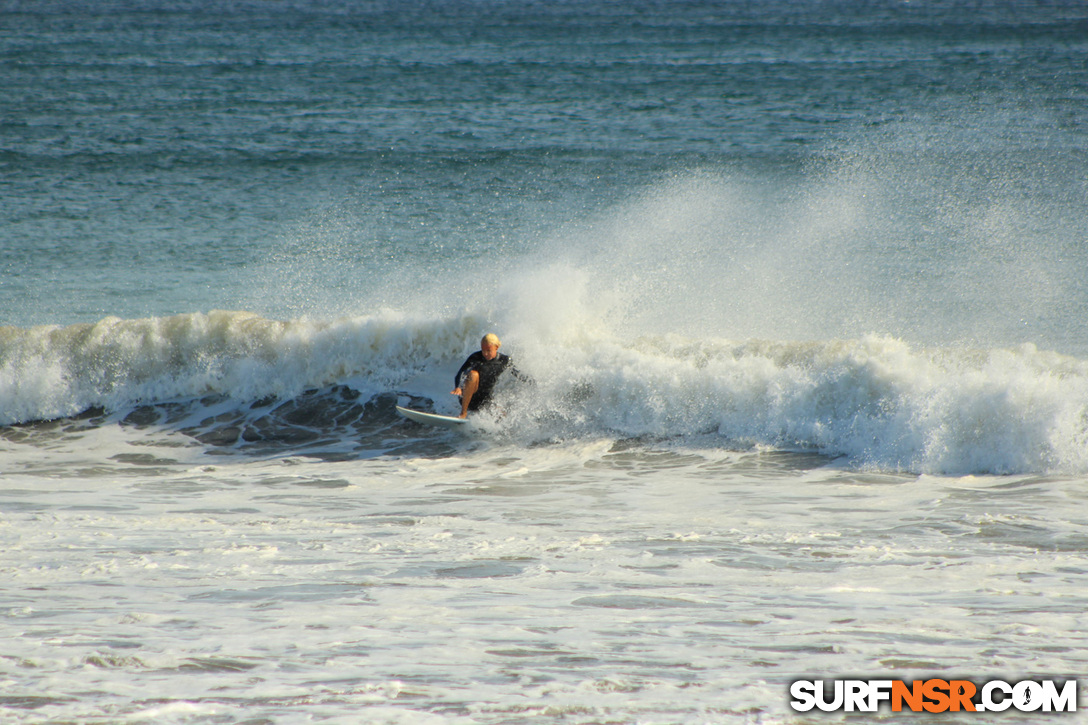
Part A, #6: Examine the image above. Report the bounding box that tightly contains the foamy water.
[5,427,1088,723]
[5,311,1088,474]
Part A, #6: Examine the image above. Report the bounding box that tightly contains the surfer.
[451,333,521,418]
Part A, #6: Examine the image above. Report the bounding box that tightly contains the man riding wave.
[451,333,526,418]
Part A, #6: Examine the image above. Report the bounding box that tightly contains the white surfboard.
[396,405,470,429]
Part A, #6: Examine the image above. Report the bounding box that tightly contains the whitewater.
[4,0,1088,722]
[5,310,1088,476]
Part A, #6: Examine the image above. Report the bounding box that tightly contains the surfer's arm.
[452,355,476,395]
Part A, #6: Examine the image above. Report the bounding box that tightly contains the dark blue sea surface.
[3,0,1087,341]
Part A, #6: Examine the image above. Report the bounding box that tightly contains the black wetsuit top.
[454,351,515,411]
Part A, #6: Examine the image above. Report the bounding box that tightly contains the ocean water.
[3,1,1088,722]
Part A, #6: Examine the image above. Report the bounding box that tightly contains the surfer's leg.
[459,370,480,418]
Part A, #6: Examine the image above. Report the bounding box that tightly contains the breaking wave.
[3,309,1088,476]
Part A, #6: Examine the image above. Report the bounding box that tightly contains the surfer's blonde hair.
[482,333,501,348]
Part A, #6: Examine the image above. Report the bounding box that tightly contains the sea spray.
[467,152,1086,351]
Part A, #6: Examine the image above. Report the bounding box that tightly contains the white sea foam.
[3,309,1087,475]
[3,448,1085,724]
